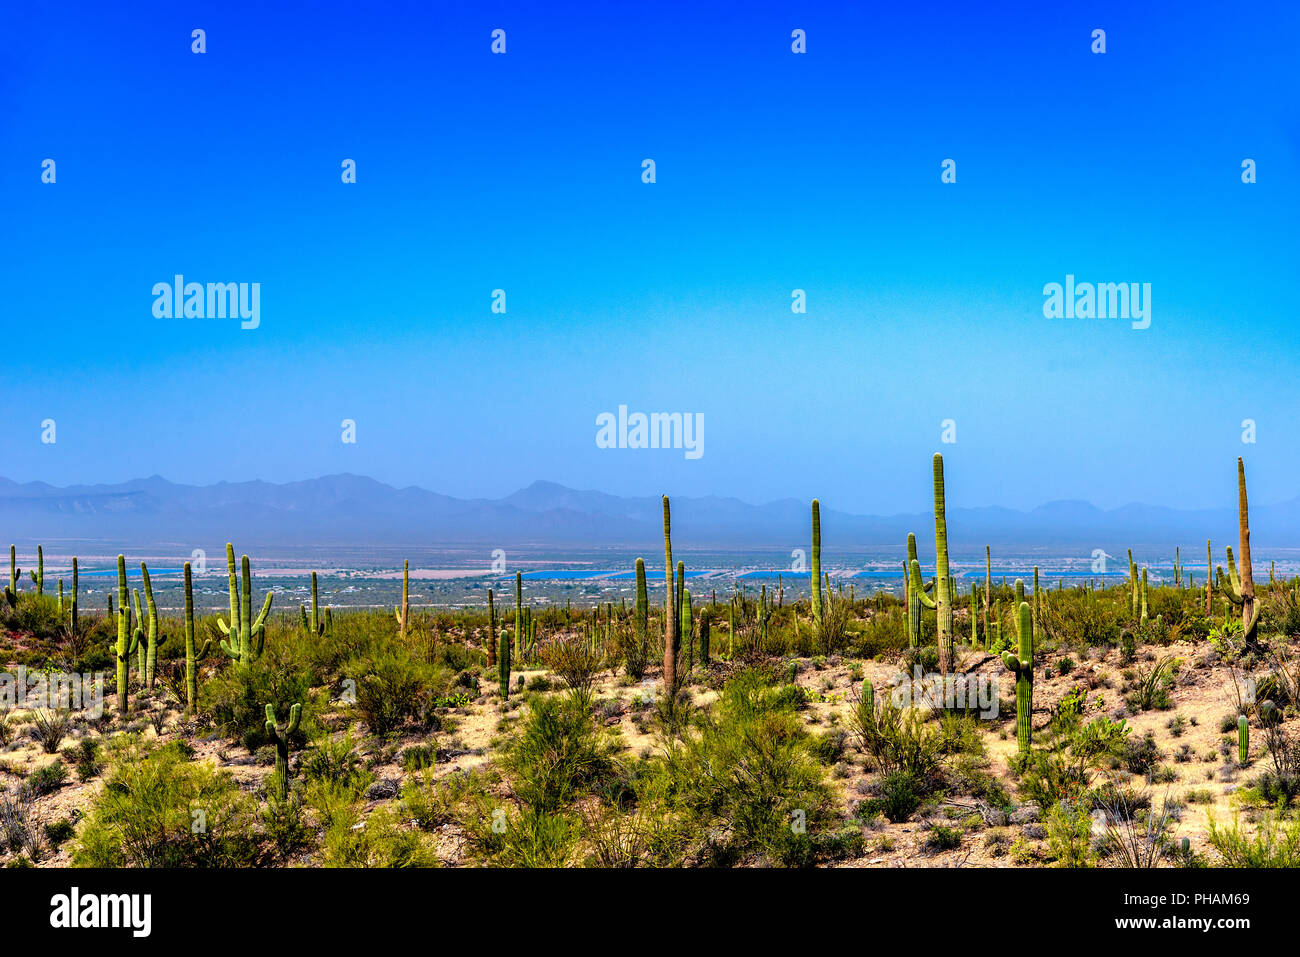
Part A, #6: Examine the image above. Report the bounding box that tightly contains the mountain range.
[1,474,1298,555]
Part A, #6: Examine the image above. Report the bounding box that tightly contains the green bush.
[72,739,263,867]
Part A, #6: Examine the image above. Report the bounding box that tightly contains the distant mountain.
[2,474,1299,553]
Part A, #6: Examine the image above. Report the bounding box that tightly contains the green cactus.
[1174,546,1183,587]
[1032,566,1041,643]
[811,499,823,627]
[324,606,333,639]
[861,679,875,716]
[4,544,17,606]
[699,604,710,665]
[265,703,302,799]
[1140,567,1149,627]
[300,571,324,636]
[904,532,934,649]
[1002,600,1034,754]
[634,557,648,662]
[498,627,511,699]
[57,578,64,620]
[395,559,410,637]
[662,496,678,695]
[1216,459,1259,644]
[111,555,141,717]
[929,455,954,671]
[1238,713,1249,765]
[183,561,210,714]
[138,562,165,690]
[29,545,43,595]
[217,553,273,666]
[486,587,497,666]
[67,557,79,635]
[682,588,694,671]
[514,571,524,660]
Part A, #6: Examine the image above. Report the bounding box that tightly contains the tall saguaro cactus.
[929,454,954,672]
[635,557,648,659]
[300,571,325,636]
[811,500,823,627]
[1216,458,1259,645]
[514,571,524,658]
[662,496,678,695]
[498,627,511,699]
[4,545,17,605]
[265,703,302,799]
[395,560,410,638]
[30,545,43,595]
[218,553,274,666]
[67,557,79,635]
[182,562,210,714]
[1002,599,1034,754]
[138,562,165,689]
[112,555,140,717]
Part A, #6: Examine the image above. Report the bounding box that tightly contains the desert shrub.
[539,634,605,700]
[1044,803,1095,867]
[349,649,450,735]
[301,733,371,792]
[1096,790,1175,867]
[402,744,437,773]
[204,654,316,752]
[1207,812,1300,867]
[637,668,837,866]
[26,760,66,796]
[1128,656,1178,712]
[850,690,943,784]
[1015,690,1130,807]
[872,770,924,823]
[1121,733,1161,775]
[924,823,963,852]
[30,709,70,754]
[321,806,437,867]
[70,738,102,781]
[505,693,620,815]
[72,739,262,867]
[0,786,46,861]
[5,593,63,640]
[44,818,75,848]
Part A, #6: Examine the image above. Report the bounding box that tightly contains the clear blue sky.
[2,0,1297,514]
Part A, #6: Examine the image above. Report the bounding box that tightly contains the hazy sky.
[2,0,1297,515]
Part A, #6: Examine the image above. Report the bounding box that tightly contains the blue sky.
[2,0,1297,515]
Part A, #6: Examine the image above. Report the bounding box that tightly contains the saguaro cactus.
[112,555,140,717]
[634,557,648,660]
[928,454,955,672]
[395,560,410,638]
[139,562,164,689]
[265,703,302,799]
[300,571,324,636]
[1238,714,1249,765]
[1217,459,1259,644]
[498,627,511,699]
[218,553,274,666]
[67,557,79,634]
[1002,600,1034,754]
[662,496,678,695]
[29,546,43,595]
[4,545,17,605]
[514,571,524,657]
[811,499,823,627]
[183,561,210,714]
[1140,567,1149,627]
[905,533,933,649]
